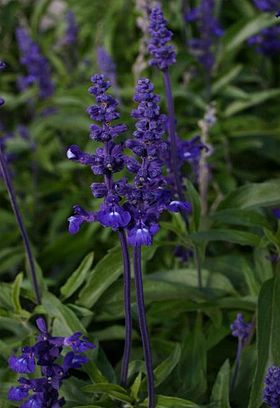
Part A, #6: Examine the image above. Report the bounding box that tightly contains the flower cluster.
[16,28,54,99]
[248,26,280,55]
[8,318,95,408]
[148,6,176,71]
[185,0,223,72]
[264,365,280,408]
[67,74,130,234]
[67,75,191,246]
[63,11,79,46]
[230,313,253,344]
[254,0,280,14]
[123,78,191,246]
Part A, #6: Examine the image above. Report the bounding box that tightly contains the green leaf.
[154,343,181,387]
[225,89,280,117]
[224,14,277,52]
[11,272,23,314]
[60,252,94,300]
[139,395,200,407]
[130,372,142,401]
[31,0,53,33]
[185,180,201,232]
[190,229,260,246]
[248,279,273,408]
[42,292,85,334]
[263,228,280,249]
[210,208,270,229]
[41,292,106,384]
[178,314,207,398]
[83,383,131,404]
[210,359,231,408]
[78,246,124,308]
[212,65,243,95]
[219,179,280,210]
[242,262,261,297]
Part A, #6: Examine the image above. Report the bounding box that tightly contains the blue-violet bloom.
[148,6,176,70]
[8,318,95,408]
[16,28,54,99]
[264,365,280,408]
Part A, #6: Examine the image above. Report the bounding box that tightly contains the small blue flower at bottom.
[264,365,280,408]
[230,313,253,344]
[8,318,95,408]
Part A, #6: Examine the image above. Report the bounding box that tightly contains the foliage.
[1,0,280,407]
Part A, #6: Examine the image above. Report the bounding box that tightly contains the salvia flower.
[264,365,280,407]
[124,78,191,246]
[8,318,95,408]
[185,0,223,72]
[254,0,280,13]
[63,11,79,46]
[16,28,54,99]
[248,26,280,55]
[148,6,176,70]
[230,313,253,344]
[67,74,130,233]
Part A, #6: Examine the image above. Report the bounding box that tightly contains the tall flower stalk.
[0,61,41,304]
[148,7,208,291]
[134,245,155,407]
[123,79,190,407]
[67,74,132,387]
[8,318,94,407]
[148,7,185,205]
[67,74,190,405]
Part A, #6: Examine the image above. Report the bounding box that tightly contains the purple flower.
[67,74,129,233]
[264,365,280,407]
[8,384,29,401]
[16,28,54,99]
[9,347,36,374]
[68,205,95,234]
[63,352,88,371]
[8,318,94,408]
[64,332,95,353]
[148,6,176,70]
[254,0,280,13]
[185,0,223,72]
[97,199,131,230]
[167,200,192,213]
[124,78,191,246]
[248,26,280,55]
[230,313,253,343]
[273,208,280,219]
[63,11,79,46]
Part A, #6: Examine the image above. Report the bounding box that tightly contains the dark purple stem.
[0,147,41,304]
[118,229,132,387]
[134,245,155,408]
[162,69,186,203]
